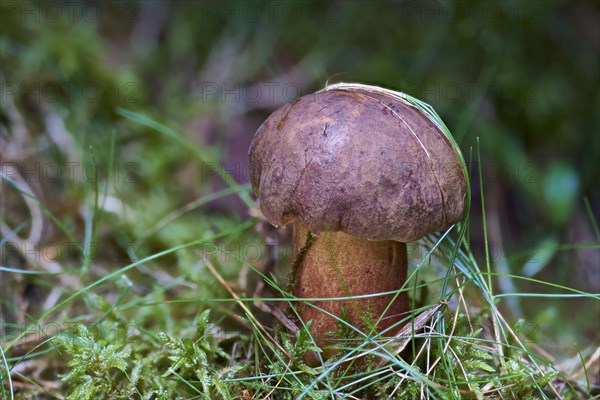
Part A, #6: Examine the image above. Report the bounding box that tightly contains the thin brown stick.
[204,260,291,359]
[572,346,600,379]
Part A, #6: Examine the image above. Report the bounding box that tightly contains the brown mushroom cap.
[248,83,467,242]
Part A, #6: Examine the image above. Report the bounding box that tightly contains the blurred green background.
[1,0,598,375]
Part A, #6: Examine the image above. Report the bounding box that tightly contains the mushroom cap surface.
[248,83,467,242]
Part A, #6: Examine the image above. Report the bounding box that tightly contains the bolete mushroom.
[248,83,467,345]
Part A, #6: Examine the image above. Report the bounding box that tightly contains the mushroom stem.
[292,222,408,344]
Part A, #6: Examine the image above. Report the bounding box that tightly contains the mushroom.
[248,83,467,345]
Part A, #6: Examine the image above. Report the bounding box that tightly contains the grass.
[1,106,597,399]
[1,2,598,397]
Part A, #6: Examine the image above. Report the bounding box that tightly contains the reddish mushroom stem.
[291,222,408,344]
